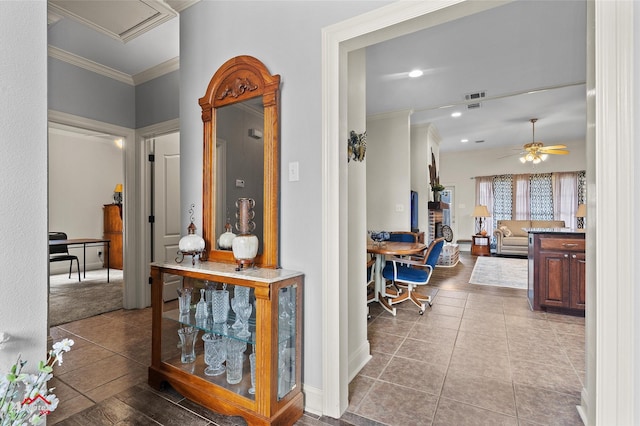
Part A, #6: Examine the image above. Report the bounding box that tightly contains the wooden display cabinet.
[149,261,303,425]
[103,204,122,269]
[528,231,585,313]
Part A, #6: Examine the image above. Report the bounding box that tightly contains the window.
[477,171,584,229]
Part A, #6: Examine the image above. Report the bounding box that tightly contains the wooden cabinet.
[149,261,304,426]
[103,204,123,269]
[528,231,585,313]
[471,235,491,256]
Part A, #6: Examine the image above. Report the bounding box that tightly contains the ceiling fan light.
[525,153,534,162]
[532,157,541,164]
[540,153,548,161]
[519,156,526,163]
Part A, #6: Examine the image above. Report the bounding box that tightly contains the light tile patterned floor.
[48,252,585,425]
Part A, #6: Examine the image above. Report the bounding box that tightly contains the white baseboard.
[49,261,105,276]
[302,383,324,416]
[577,387,588,425]
[348,340,372,382]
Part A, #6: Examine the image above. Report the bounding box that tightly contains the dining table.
[367,240,427,316]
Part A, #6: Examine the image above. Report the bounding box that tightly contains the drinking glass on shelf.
[202,333,226,376]
[234,285,250,305]
[249,352,257,395]
[177,326,198,364]
[230,296,247,330]
[237,302,253,338]
[177,287,192,315]
[195,289,209,327]
[226,338,245,385]
[211,288,230,324]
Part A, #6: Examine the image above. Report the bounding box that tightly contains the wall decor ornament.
[428,150,445,201]
[347,130,367,162]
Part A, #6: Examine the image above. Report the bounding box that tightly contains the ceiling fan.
[518,118,569,164]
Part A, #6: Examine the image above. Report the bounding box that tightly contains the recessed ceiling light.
[451,111,462,118]
[408,69,423,78]
[461,139,469,143]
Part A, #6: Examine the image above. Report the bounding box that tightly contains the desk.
[49,239,111,282]
[367,241,426,316]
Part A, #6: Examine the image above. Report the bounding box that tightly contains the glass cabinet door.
[161,275,257,399]
[277,285,297,399]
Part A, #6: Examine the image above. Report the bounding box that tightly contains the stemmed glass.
[231,297,243,330]
[236,302,253,338]
[231,286,250,330]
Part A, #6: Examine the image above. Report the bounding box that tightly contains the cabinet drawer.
[540,238,585,252]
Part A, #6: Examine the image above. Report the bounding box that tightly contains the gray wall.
[48,57,136,129]
[0,1,48,369]
[179,0,388,400]
[48,58,180,130]
[136,70,180,128]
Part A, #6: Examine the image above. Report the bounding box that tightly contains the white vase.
[218,223,236,250]
[232,234,259,262]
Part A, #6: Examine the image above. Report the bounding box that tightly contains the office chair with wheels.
[382,237,445,314]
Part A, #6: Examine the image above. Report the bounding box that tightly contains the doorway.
[148,132,181,301]
[48,123,125,325]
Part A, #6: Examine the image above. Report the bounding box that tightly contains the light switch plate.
[289,161,299,181]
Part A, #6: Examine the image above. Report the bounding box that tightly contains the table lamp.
[113,183,123,204]
[576,203,587,229]
[473,205,490,235]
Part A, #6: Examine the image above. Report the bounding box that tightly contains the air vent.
[467,102,482,110]
[475,140,485,144]
[464,91,486,101]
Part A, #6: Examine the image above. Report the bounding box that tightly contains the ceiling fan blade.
[498,152,522,159]
[542,149,570,155]
[539,144,567,150]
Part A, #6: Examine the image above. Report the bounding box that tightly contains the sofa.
[493,219,566,255]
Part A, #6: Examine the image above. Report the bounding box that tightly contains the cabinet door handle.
[564,254,569,258]
[562,243,578,248]
[572,254,577,259]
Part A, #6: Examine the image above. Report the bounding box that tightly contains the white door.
[152,132,181,301]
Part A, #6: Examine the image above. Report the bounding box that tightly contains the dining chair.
[387,231,418,243]
[49,231,81,281]
[382,237,445,314]
[366,256,376,319]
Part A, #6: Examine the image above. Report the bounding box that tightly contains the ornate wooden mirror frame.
[199,56,280,268]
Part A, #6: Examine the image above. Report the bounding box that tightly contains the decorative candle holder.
[176,204,205,265]
[231,198,259,270]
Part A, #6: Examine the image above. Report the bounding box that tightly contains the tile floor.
[48,252,585,425]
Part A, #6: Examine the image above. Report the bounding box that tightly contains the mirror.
[199,56,280,268]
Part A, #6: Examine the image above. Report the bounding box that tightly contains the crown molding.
[165,0,200,13]
[133,57,180,85]
[48,46,179,86]
[48,45,134,85]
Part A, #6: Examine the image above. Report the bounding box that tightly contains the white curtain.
[513,174,530,220]
[475,176,494,236]
[553,172,578,228]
